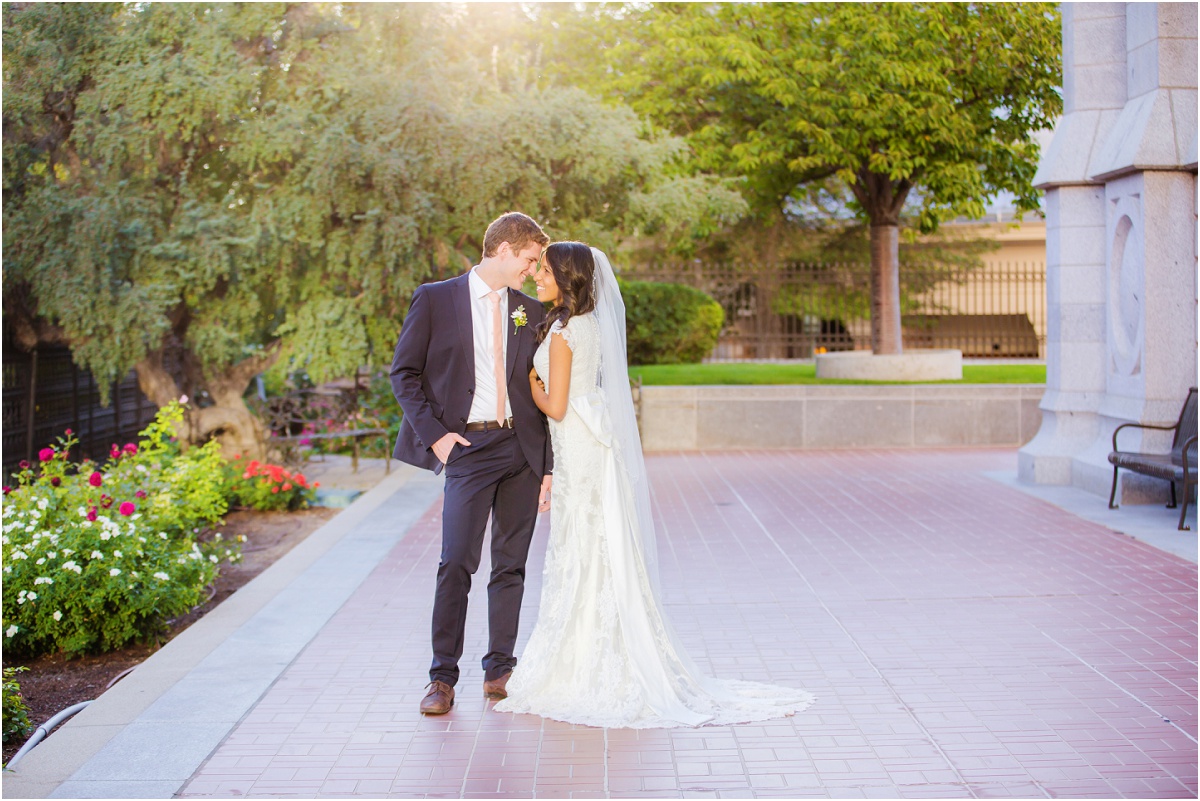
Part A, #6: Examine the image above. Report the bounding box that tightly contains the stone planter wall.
[638,384,1046,451]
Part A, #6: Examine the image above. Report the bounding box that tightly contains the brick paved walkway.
[180,450,1197,799]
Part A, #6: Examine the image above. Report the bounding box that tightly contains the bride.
[493,242,814,728]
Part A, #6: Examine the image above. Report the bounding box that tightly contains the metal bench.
[1108,387,1197,531]
[251,389,390,474]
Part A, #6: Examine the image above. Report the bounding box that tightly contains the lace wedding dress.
[494,311,815,728]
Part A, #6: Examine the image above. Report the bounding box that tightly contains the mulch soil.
[2,505,340,766]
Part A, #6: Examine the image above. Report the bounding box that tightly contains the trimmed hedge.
[619,279,724,365]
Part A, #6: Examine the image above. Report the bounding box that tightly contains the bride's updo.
[536,242,596,343]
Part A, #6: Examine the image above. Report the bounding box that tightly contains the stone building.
[1019,3,1198,501]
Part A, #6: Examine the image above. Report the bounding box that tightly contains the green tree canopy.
[3,2,739,455]
[607,2,1062,353]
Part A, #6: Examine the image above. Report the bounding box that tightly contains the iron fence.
[2,333,157,479]
[623,261,1045,360]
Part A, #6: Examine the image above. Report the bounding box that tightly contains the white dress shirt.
[467,268,513,423]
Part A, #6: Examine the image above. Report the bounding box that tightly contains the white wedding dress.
[494,304,815,729]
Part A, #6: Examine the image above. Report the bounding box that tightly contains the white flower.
[6,626,17,638]
[91,550,104,559]
[113,550,123,558]
[47,551,56,559]
[153,571,169,581]
[27,591,36,600]
[52,610,62,622]
[209,555,218,564]
[34,576,52,585]
[136,465,147,473]
[99,530,109,539]
[37,498,48,511]
[109,568,121,576]
[61,548,73,556]
[159,533,168,540]
[29,509,40,520]
[11,550,27,560]
[35,558,45,565]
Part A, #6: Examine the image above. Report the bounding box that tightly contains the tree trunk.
[135,343,281,461]
[869,223,903,355]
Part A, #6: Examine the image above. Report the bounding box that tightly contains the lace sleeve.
[550,319,575,351]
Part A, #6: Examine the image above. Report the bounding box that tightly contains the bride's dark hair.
[536,242,596,343]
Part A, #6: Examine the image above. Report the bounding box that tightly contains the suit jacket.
[389,273,552,477]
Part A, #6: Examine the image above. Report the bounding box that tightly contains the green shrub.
[229,460,318,512]
[1,402,236,658]
[619,279,725,365]
[2,667,32,745]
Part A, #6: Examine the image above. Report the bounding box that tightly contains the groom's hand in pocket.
[433,432,471,464]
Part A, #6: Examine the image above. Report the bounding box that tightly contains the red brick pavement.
[181,449,1197,798]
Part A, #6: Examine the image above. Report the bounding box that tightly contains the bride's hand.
[529,367,545,394]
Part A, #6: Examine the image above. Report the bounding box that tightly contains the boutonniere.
[511,305,527,334]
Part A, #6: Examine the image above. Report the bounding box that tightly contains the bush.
[3,667,32,745]
[1,402,236,658]
[619,279,725,365]
[228,460,318,512]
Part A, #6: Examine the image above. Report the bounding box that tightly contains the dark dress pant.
[431,427,540,686]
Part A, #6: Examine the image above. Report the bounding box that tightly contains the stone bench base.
[638,384,1045,451]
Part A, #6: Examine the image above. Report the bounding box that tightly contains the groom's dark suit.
[390,272,551,686]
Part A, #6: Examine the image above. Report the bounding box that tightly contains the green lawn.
[628,362,1045,386]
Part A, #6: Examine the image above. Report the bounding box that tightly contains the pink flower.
[18,460,30,470]
[39,448,55,462]
[282,482,293,491]
[110,444,121,459]
[119,502,136,516]
[100,494,113,509]
[2,486,11,495]
[135,490,146,499]
[89,471,103,487]
[86,507,98,521]
[123,443,137,455]
[64,428,73,436]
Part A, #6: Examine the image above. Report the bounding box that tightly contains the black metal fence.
[2,332,157,480]
[623,261,1046,360]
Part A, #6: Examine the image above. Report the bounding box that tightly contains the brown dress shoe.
[420,680,454,715]
[482,672,511,700]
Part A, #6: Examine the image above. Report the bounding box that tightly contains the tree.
[609,2,1062,353]
[3,3,733,456]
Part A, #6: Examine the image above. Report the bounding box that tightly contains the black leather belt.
[465,418,514,432]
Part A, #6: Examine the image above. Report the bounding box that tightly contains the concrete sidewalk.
[3,450,1196,799]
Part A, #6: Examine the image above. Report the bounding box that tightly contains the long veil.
[589,248,662,593]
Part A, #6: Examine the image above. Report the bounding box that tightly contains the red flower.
[2,486,11,495]
[119,502,136,516]
[50,477,61,487]
[86,507,98,521]
[64,428,73,436]
[271,486,280,494]
[89,471,103,487]
[39,448,55,462]
[282,482,293,491]
[110,444,121,458]
[19,460,30,470]
[123,443,138,455]
[100,494,114,509]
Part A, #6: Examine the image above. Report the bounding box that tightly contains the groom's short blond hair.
[482,212,549,258]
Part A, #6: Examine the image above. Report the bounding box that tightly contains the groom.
[390,211,553,715]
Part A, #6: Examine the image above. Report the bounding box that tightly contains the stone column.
[1019,3,1127,484]
[1023,3,1198,500]
[1070,3,1199,501]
